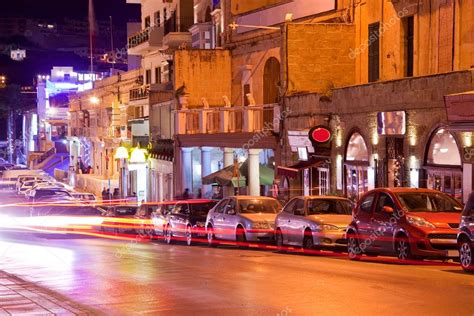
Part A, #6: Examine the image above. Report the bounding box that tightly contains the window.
[375,193,395,213]
[163,8,167,21]
[294,199,305,216]
[214,199,228,214]
[368,22,380,82]
[225,199,237,214]
[282,199,297,214]
[403,16,414,77]
[144,16,151,28]
[359,193,376,213]
[238,199,281,214]
[307,199,353,215]
[145,69,151,85]
[155,67,161,84]
[154,11,161,26]
[167,60,173,82]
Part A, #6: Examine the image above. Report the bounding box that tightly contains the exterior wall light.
[130,146,147,164]
[114,146,129,160]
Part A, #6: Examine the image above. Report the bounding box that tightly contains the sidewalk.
[0,270,90,315]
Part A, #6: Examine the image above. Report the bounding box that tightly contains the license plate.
[447,250,459,257]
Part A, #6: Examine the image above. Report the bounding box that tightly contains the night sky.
[0,0,141,24]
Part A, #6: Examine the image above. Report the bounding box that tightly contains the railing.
[130,86,150,101]
[176,103,280,135]
[128,28,150,49]
[36,146,56,164]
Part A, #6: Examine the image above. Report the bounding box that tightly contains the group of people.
[101,187,120,200]
[180,186,223,200]
[76,157,92,174]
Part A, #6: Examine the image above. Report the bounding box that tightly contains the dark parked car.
[164,199,217,246]
[346,188,463,261]
[99,205,139,235]
[458,193,474,272]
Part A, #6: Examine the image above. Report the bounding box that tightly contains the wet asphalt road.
[0,194,473,315]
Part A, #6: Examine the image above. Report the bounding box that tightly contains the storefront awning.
[277,157,328,178]
[202,162,274,187]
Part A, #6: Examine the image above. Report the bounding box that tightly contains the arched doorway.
[263,57,280,104]
[425,128,462,200]
[345,132,369,201]
[263,57,280,128]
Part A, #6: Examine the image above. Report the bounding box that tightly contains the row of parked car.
[16,174,96,202]
[85,187,473,273]
[20,179,472,273]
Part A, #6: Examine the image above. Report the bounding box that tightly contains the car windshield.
[189,202,217,216]
[396,192,462,213]
[307,199,353,215]
[239,199,281,214]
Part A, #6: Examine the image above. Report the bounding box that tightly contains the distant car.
[99,205,140,234]
[346,188,463,260]
[30,187,73,203]
[457,193,474,272]
[275,196,353,251]
[30,204,105,236]
[205,196,282,247]
[163,200,217,246]
[71,192,97,202]
[18,179,50,195]
[30,196,79,216]
[16,175,51,192]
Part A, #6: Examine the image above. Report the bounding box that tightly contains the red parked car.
[346,188,463,260]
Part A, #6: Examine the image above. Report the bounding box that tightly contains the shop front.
[344,132,370,201]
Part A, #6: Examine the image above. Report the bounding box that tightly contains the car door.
[210,199,229,239]
[169,202,188,237]
[288,198,306,245]
[277,199,297,245]
[222,199,239,241]
[371,192,397,252]
[354,192,377,252]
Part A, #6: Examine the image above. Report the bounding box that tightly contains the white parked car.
[205,196,282,246]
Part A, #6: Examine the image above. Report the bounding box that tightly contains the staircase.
[33,140,70,177]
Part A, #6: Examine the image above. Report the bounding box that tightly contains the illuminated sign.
[309,126,332,144]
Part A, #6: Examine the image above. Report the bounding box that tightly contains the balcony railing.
[128,28,150,49]
[176,103,280,135]
[128,26,165,53]
[130,86,150,101]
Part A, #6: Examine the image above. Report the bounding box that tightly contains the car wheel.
[395,236,414,261]
[303,230,314,252]
[459,239,473,272]
[185,225,193,246]
[347,232,361,260]
[165,225,173,245]
[275,229,285,252]
[236,226,247,248]
[207,225,216,247]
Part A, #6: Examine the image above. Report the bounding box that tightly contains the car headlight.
[406,215,435,228]
[252,222,272,229]
[317,224,339,231]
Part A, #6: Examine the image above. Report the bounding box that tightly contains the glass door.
[427,169,462,202]
[346,166,368,201]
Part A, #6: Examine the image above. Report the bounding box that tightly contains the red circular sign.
[309,126,332,143]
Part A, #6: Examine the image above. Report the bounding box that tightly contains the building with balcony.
[67,69,141,196]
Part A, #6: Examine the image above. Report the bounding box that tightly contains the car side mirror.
[383,206,394,214]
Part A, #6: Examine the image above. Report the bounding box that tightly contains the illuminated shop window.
[427,129,461,166]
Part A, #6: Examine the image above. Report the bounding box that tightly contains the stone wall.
[174,50,232,108]
[284,23,356,96]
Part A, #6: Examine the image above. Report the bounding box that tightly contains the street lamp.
[90,96,100,105]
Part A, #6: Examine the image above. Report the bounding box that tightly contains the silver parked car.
[205,196,282,246]
[275,196,353,251]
